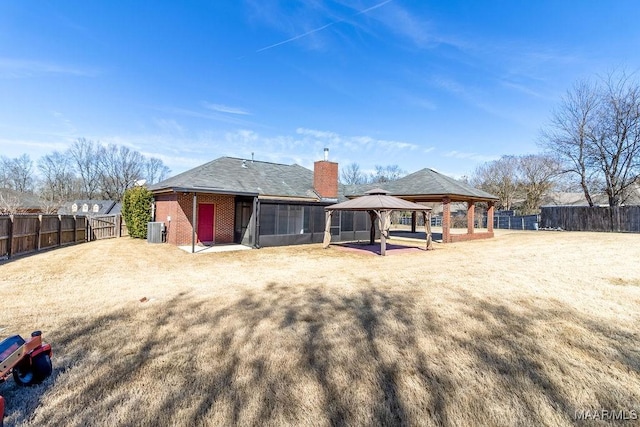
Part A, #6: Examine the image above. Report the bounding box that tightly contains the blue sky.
[2,1,640,179]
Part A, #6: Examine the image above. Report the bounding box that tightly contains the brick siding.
[446,231,494,243]
[154,193,235,245]
[313,161,338,198]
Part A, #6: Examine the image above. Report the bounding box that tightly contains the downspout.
[191,192,197,253]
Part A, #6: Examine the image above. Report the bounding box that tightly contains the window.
[303,206,312,233]
[288,205,304,234]
[92,204,100,213]
[355,211,369,231]
[312,206,325,233]
[82,203,89,212]
[341,211,354,231]
[71,203,78,213]
[259,204,306,235]
[260,204,277,235]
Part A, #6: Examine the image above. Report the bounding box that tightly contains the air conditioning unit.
[147,222,165,244]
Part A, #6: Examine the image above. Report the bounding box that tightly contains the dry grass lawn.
[1,230,639,426]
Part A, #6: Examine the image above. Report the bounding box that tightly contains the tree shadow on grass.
[9,284,640,426]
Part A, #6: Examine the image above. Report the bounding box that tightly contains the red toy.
[0,331,52,426]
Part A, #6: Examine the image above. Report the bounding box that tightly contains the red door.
[197,203,215,243]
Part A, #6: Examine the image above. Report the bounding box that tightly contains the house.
[57,200,122,216]
[149,155,373,247]
[149,154,499,248]
[541,184,640,207]
[0,188,46,213]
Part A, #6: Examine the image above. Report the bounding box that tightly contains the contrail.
[255,0,395,53]
[256,22,337,53]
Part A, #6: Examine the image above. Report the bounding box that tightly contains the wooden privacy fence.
[88,215,128,240]
[0,214,128,260]
[0,214,88,260]
[541,206,640,232]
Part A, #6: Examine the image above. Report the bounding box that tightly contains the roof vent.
[242,160,247,168]
[251,152,254,163]
[365,188,391,195]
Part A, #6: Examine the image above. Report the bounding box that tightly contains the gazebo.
[343,168,499,243]
[323,189,432,256]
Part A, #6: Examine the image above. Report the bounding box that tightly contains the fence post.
[58,215,62,247]
[36,214,42,252]
[522,217,524,230]
[8,214,13,259]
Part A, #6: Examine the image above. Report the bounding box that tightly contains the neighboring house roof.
[344,168,499,202]
[149,157,320,200]
[57,200,121,216]
[542,184,640,207]
[0,188,44,211]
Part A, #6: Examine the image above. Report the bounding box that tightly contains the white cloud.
[296,127,418,152]
[296,127,340,141]
[156,105,255,126]
[0,57,100,78]
[444,150,498,162]
[153,118,184,134]
[202,102,251,115]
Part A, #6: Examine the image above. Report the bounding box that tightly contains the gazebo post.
[442,196,451,243]
[487,201,495,233]
[322,210,333,248]
[380,210,386,256]
[423,210,433,250]
[467,201,475,235]
[368,210,376,244]
[411,211,417,233]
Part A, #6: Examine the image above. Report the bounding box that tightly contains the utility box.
[147,222,165,243]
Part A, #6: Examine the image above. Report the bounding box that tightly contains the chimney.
[314,149,338,199]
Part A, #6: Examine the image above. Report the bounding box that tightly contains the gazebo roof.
[343,168,498,202]
[325,189,432,211]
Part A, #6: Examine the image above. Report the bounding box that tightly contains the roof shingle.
[344,168,498,201]
[149,157,319,199]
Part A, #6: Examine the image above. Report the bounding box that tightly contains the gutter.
[153,187,260,197]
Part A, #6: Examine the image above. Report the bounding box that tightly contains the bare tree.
[98,144,144,201]
[518,154,561,214]
[0,154,35,192]
[541,71,640,207]
[0,191,23,214]
[38,151,78,206]
[143,157,171,184]
[592,72,640,206]
[0,156,10,189]
[471,156,520,211]
[541,80,599,206]
[340,162,366,185]
[370,164,405,183]
[69,138,102,199]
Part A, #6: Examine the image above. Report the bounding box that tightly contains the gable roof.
[149,157,319,199]
[57,200,121,216]
[344,168,498,202]
[0,188,44,211]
